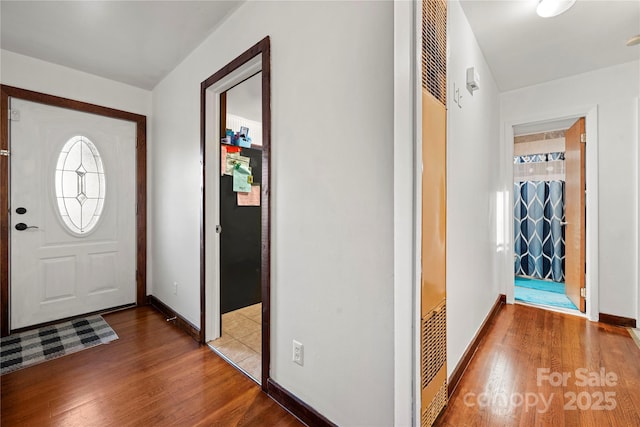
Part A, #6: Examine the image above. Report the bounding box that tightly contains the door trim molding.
[200,37,271,391]
[0,85,147,337]
[393,1,418,425]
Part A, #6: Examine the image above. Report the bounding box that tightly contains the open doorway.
[209,72,263,382]
[201,37,271,390]
[512,117,585,314]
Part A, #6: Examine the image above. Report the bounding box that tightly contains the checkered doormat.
[1,315,118,375]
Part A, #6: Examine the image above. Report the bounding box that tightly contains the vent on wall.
[421,379,448,427]
[421,301,447,389]
[421,0,447,105]
[420,300,447,427]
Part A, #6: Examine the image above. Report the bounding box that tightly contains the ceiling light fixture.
[536,0,576,18]
[627,35,640,47]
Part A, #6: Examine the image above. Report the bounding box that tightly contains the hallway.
[437,304,640,426]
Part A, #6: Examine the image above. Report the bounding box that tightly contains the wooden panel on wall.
[421,89,447,316]
[420,1,447,423]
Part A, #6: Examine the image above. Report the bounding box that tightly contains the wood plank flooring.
[1,307,303,427]
[436,304,640,427]
[5,302,639,426]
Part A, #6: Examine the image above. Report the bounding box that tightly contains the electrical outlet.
[173,282,178,295]
[292,340,304,366]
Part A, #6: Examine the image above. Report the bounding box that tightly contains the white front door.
[10,98,136,329]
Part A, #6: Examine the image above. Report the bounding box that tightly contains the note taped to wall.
[232,163,252,192]
[220,145,227,176]
[237,185,261,206]
[225,153,250,176]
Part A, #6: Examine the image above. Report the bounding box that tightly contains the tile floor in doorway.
[209,303,262,382]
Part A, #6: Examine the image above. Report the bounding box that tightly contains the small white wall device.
[466,67,480,94]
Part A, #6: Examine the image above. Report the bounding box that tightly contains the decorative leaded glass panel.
[55,136,106,234]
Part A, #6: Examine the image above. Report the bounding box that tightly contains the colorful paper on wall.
[224,153,250,176]
[237,185,261,206]
[232,163,252,192]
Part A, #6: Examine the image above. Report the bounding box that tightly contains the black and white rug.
[1,315,118,375]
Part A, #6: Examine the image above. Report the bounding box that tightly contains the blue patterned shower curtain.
[514,155,565,282]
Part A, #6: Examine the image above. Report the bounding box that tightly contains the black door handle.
[15,223,39,231]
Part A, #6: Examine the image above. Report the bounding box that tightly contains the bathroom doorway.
[512,117,585,314]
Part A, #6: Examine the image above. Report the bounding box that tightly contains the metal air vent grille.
[421,379,447,427]
[421,300,447,388]
[421,0,447,105]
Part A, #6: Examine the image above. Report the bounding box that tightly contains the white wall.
[446,0,502,377]
[1,50,151,115]
[501,61,640,320]
[226,114,262,146]
[151,1,394,425]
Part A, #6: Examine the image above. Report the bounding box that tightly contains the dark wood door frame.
[200,36,271,391]
[0,85,147,337]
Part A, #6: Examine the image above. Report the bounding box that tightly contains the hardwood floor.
[1,307,303,427]
[5,303,639,426]
[437,304,640,427]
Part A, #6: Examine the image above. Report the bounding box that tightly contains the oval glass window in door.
[54,136,106,234]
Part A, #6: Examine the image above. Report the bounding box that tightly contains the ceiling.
[459,0,640,91]
[0,1,244,90]
[1,1,638,93]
